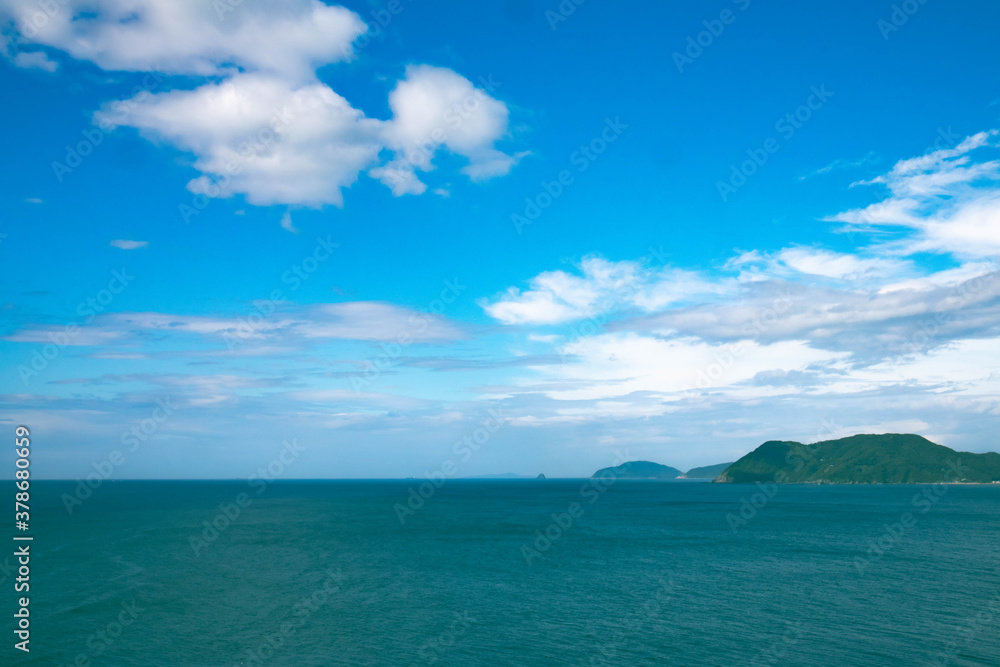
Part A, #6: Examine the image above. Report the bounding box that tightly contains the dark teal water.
[5,480,999,666]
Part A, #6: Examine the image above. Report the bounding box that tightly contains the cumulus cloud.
[98,68,515,207]
[2,0,364,79]
[482,256,730,326]
[3,1,522,207]
[101,73,386,207]
[373,66,521,193]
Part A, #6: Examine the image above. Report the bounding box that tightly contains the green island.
[716,434,1000,484]
[592,461,684,479]
[682,462,735,479]
[591,460,736,479]
[592,434,1000,484]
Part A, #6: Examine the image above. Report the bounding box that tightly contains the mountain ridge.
[714,433,1000,484]
[587,434,1000,484]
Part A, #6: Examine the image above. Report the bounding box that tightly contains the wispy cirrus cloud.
[110,239,148,250]
[829,130,1000,257]
[4,301,466,348]
[800,150,879,180]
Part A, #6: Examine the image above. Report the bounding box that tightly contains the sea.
[7,480,1000,666]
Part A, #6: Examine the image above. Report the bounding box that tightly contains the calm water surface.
[7,480,1000,666]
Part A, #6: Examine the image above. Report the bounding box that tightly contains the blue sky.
[2,0,1000,479]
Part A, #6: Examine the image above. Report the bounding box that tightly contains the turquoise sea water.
[6,480,1000,666]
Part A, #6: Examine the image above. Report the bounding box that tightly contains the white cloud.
[878,260,998,293]
[110,239,148,250]
[483,256,730,326]
[97,68,515,207]
[12,50,58,71]
[373,65,520,193]
[828,197,921,227]
[5,1,522,207]
[487,227,1000,405]
[4,302,465,347]
[911,193,1000,258]
[876,131,997,195]
[820,337,1000,400]
[280,211,299,235]
[99,73,385,207]
[292,302,464,342]
[727,247,913,283]
[513,331,844,405]
[632,268,1000,363]
[830,129,1000,258]
[2,0,364,79]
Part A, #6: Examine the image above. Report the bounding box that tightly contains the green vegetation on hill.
[683,463,734,479]
[715,434,1000,484]
[592,461,682,479]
